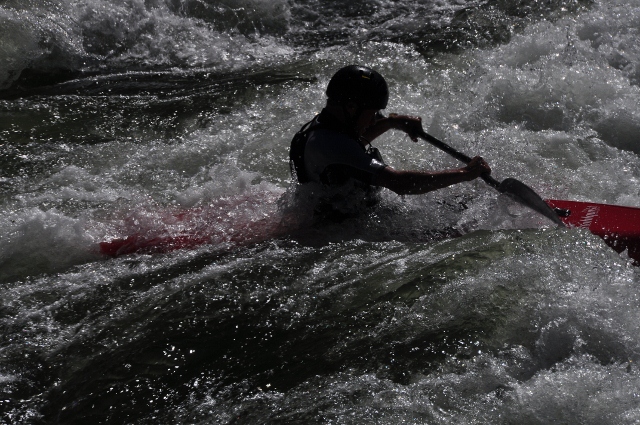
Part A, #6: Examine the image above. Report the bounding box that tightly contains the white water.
[2,0,640,423]
[0,0,294,89]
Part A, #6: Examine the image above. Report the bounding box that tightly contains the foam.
[0,9,43,89]
[0,208,100,282]
[3,1,640,421]
[0,0,295,89]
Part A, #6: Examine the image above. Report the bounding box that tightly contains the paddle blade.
[498,178,565,227]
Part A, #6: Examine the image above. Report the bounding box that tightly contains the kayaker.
[289,65,491,220]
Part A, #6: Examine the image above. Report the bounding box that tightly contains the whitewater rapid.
[2,0,640,423]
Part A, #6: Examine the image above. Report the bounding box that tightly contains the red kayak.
[99,196,640,264]
[546,199,640,264]
[99,192,290,257]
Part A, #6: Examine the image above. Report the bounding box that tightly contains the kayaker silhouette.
[289,65,492,221]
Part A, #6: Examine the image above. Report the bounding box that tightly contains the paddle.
[417,130,565,227]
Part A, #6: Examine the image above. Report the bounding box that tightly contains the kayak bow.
[546,199,640,264]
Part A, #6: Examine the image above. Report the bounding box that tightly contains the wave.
[0,0,591,91]
[0,0,293,90]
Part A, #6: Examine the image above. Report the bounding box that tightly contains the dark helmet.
[326,65,389,110]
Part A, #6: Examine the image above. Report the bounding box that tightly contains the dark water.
[2,0,640,423]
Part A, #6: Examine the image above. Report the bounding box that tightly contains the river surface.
[2,0,640,423]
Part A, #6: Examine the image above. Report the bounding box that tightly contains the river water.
[2,0,640,423]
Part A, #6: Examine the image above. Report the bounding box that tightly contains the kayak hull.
[98,192,287,257]
[99,198,640,265]
[546,199,640,264]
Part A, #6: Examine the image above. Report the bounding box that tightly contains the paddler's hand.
[388,113,424,142]
[463,156,492,180]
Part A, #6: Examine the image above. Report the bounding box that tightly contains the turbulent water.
[2,0,640,423]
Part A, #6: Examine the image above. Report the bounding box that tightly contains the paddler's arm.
[362,113,424,142]
[375,156,491,195]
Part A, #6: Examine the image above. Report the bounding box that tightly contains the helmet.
[326,65,389,110]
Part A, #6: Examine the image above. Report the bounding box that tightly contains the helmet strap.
[342,103,364,139]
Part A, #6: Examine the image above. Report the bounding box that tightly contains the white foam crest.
[11,164,138,209]
[497,357,640,424]
[0,9,40,89]
[0,374,17,384]
[0,0,295,88]
[188,353,640,424]
[0,208,100,282]
[78,0,293,69]
[402,353,640,424]
[175,163,283,207]
[469,3,640,153]
[0,4,86,89]
[381,229,640,358]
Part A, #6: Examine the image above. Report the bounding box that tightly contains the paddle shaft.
[417,130,501,191]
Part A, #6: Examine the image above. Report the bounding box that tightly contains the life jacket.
[289,116,318,184]
[289,110,384,184]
